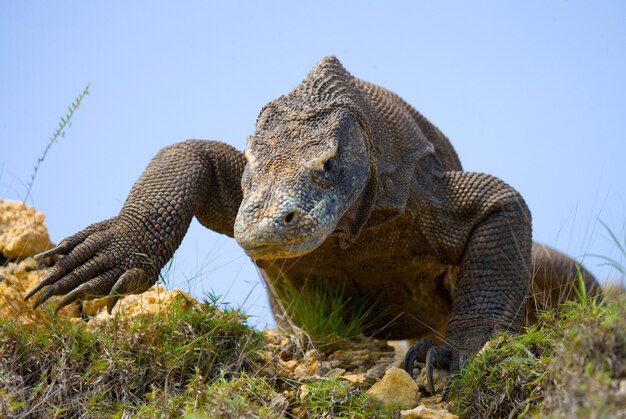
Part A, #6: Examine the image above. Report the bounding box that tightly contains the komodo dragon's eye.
[312,147,337,185]
[323,157,335,172]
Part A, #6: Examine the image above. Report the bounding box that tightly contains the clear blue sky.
[1,2,625,328]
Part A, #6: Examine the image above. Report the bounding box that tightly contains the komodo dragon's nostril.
[283,210,298,226]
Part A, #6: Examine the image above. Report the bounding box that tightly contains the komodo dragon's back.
[354,76,463,172]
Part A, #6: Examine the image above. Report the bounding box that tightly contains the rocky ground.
[0,199,457,418]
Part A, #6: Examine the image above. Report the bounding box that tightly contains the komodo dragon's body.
[26,56,599,393]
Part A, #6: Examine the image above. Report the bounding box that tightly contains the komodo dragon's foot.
[23,217,159,314]
[403,338,469,400]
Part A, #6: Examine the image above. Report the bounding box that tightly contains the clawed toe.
[34,243,68,260]
[425,345,452,394]
[24,271,56,301]
[404,338,435,374]
[404,339,469,400]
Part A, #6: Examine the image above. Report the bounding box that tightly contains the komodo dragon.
[25,56,599,396]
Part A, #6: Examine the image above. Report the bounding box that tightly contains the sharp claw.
[32,285,57,309]
[54,283,92,314]
[440,376,453,401]
[107,270,129,314]
[426,349,436,394]
[107,293,121,314]
[404,345,417,372]
[440,354,467,401]
[404,339,435,377]
[34,243,68,260]
[24,283,44,302]
[24,271,57,301]
[107,268,149,314]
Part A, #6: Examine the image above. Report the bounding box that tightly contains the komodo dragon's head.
[234,56,377,260]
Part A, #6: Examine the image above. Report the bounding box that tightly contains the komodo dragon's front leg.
[405,171,532,398]
[25,140,245,313]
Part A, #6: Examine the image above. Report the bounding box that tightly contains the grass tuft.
[0,296,262,417]
[275,279,384,352]
[447,327,551,417]
[296,378,389,418]
[449,289,625,418]
[591,220,626,276]
[135,372,283,418]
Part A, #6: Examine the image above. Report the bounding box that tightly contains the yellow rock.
[0,256,195,330]
[0,201,197,330]
[262,329,292,348]
[478,340,494,355]
[0,258,78,330]
[0,200,53,259]
[299,384,310,401]
[87,285,195,327]
[307,360,320,376]
[324,367,346,378]
[279,359,299,372]
[418,367,450,394]
[366,366,419,409]
[253,349,280,377]
[293,363,309,378]
[401,405,458,419]
[341,373,368,384]
[81,296,109,317]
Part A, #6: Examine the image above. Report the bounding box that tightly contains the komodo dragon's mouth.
[237,197,339,261]
[243,235,327,261]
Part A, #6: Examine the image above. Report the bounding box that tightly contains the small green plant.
[135,372,282,418]
[25,83,90,202]
[297,378,389,418]
[591,220,626,277]
[275,279,385,351]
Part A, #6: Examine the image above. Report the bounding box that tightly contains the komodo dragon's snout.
[234,106,370,260]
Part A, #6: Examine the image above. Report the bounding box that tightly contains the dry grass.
[0,297,263,418]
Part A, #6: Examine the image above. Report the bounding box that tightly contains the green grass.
[0,296,263,417]
[133,374,391,418]
[448,288,625,418]
[0,291,391,418]
[275,279,385,352]
[446,327,551,417]
[591,219,626,277]
[296,378,391,418]
[134,372,283,418]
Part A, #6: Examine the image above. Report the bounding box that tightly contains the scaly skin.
[26,57,600,397]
